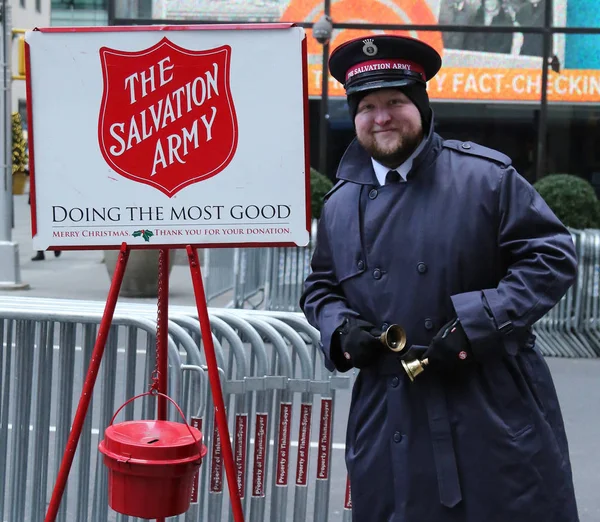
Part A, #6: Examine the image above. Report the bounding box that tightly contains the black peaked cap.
[329,35,442,95]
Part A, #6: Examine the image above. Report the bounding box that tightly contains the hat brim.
[346,78,420,95]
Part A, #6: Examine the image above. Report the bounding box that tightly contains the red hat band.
[346,59,426,83]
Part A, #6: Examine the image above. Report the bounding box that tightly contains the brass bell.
[379,324,407,353]
[401,358,429,382]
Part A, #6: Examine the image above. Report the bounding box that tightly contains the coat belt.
[424,378,463,508]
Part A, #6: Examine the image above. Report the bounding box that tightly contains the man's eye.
[389,98,403,106]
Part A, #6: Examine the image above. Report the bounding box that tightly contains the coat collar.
[336,113,440,185]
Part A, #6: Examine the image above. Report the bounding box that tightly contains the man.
[516,0,545,56]
[463,0,515,53]
[438,0,482,50]
[300,35,579,522]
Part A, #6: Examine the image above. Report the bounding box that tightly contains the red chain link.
[150,251,165,394]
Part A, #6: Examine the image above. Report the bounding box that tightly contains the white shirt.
[371,137,427,186]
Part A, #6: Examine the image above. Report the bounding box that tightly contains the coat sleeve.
[450,166,578,358]
[300,207,358,372]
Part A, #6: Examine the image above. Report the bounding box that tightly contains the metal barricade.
[0,306,193,522]
[262,247,313,313]
[0,297,351,522]
[202,248,236,305]
[261,221,318,313]
[232,249,271,310]
[230,220,318,313]
[534,229,600,358]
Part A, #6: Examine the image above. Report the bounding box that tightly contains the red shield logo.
[98,37,238,197]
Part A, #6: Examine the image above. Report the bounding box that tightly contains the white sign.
[26,24,310,249]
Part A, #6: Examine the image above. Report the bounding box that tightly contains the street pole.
[535,0,553,180]
[317,0,331,177]
[318,38,329,176]
[0,0,27,289]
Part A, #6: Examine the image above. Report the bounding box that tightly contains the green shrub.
[533,174,600,229]
[310,168,333,220]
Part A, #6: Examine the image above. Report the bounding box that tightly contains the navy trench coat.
[300,121,579,522]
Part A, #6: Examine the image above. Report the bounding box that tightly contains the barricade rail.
[0,297,351,522]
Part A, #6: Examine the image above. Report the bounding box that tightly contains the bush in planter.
[12,112,28,194]
[310,167,333,220]
[533,174,600,229]
[12,112,27,174]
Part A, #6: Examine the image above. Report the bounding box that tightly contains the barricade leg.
[0,320,13,522]
[75,324,95,522]
[54,322,76,522]
[31,321,55,522]
[9,320,35,522]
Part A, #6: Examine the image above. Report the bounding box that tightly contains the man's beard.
[358,127,423,168]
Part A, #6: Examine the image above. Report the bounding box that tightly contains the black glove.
[424,318,473,372]
[337,317,383,369]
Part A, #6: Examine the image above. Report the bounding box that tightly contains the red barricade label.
[190,417,203,504]
[210,421,223,493]
[295,403,312,486]
[345,475,352,509]
[235,414,248,499]
[276,402,293,486]
[317,398,333,480]
[252,413,268,497]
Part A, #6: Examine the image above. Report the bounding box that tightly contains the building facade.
[11,0,51,113]
[50,0,107,26]
[38,0,600,185]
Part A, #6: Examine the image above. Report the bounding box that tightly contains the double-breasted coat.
[300,120,579,522]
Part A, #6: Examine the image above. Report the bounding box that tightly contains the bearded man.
[300,35,579,522]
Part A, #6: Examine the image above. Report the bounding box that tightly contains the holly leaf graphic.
[132,229,153,242]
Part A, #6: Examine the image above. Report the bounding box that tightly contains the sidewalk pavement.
[3,194,217,307]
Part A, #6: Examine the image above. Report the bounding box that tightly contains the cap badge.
[362,39,378,57]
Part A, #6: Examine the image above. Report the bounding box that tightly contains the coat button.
[357,260,364,271]
[393,431,403,443]
[461,142,471,150]
[391,376,399,388]
[369,189,378,199]
[424,318,434,330]
[417,262,427,274]
[372,268,382,280]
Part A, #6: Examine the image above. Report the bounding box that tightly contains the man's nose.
[373,107,392,125]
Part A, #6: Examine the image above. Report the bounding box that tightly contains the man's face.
[354,88,424,168]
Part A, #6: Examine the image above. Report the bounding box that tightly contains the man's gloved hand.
[337,317,383,369]
[424,318,473,372]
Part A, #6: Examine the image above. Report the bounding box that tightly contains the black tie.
[386,170,400,184]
